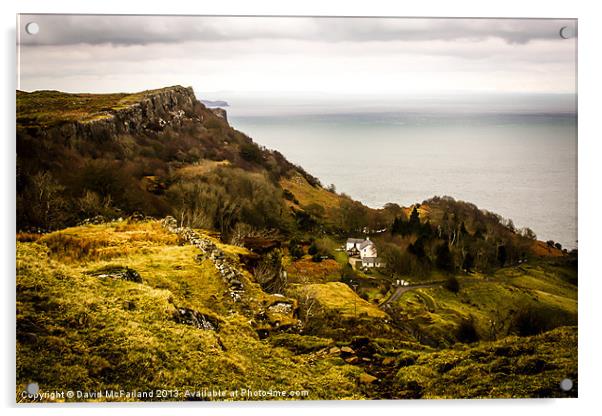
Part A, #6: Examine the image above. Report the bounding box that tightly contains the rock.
[329,346,341,355]
[174,307,218,331]
[230,279,243,289]
[359,373,378,384]
[78,215,108,226]
[267,302,293,314]
[344,356,359,364]
[210,107,228,122]
[88,266,143,283]
[340,346,355,356]
[382,357,396,366]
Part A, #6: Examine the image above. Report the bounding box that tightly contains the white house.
[361,257,385,268]
[358,239,377,259]
[345,238,365,252]
[346,237,384,269]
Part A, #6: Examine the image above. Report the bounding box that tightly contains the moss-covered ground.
[16,220,577,401]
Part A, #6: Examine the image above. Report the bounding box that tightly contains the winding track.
[379,280,446,309]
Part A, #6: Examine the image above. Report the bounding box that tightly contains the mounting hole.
[25,22,39,35]
[26,382,39,395]
[560,378,573,391]
[559,26,575,40]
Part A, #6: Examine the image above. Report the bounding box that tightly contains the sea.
[220,95,577,249]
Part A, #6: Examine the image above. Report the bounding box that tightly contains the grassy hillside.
[17,220,576,401]
[16,220,362,401]
[16,86,578,401]
[390,263,577,347]
[390,326,577,398]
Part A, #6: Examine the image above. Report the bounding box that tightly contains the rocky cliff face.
[24,86,211,143]
[210,107,228,122]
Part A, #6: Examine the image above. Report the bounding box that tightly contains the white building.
[346,237,384,269]
[345,238,365,252]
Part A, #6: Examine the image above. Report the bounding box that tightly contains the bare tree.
[30,171,67,229]
[296,275,318,328]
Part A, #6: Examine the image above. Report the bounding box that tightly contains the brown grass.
[16,233,43,243]
[40,221,178,263]
[176,160,231,179]
[279,173,344,219]
[286,258,342,283]
[531,240,564,257]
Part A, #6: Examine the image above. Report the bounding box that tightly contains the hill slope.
[17,219,577,401]
[16,86,578,401]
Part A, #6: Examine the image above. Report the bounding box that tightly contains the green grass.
[289,282,386,319]
[393,326,577,398]
[17,86,186,128]
[16,221,361,402]
[15,220,578,401]
[393,263,577,346]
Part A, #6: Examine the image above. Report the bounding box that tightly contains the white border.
[3,1,601,415]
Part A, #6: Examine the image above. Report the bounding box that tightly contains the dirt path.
[379,281,445,309]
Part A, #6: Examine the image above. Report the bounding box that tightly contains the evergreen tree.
[409,206,420,230]
[408,236,427,259]
[462,252,475,272]
[497,245,507,267]
[435,243,455,272]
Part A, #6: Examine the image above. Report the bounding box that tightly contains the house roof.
[346,238,364,244]
[359,240,374,249]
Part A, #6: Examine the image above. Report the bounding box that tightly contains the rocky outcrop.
[161,216,302,336]
[161,216,245,302]
[174,307,219,331]
[87,266,143,283]
[26,86,203,143]
[209,107,228,122]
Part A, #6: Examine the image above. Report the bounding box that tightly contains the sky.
[17,15,577,111]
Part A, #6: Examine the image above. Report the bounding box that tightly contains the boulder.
[340,346,355,356]
[359,373,378,384]
[88,266,143,283]
[174,307,218,331]
[382,357,396,366]
[329,346,341,355]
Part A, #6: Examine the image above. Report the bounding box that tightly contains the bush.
[509,305,555,336]
[435,243,455,272]
[444,276,460,293]
[289,242,304,260]
[456,317,479,343]
[239,142,263,163]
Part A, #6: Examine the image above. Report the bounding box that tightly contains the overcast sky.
[17,15,577,109]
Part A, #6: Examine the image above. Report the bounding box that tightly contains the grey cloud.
[19,15,576,46]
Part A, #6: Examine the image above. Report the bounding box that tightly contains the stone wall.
[161,216,245,302]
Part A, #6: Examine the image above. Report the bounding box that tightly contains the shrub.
[456,317,479,343]
[289,242,304,260]
[435,243,455,272]
[41,232,108,262]
[444,276,460,293]
[509,304,559,336]
[239,142,263,163]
